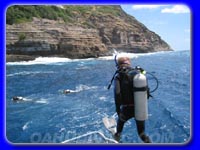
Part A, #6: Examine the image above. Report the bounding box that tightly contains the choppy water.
[6,50,190,143]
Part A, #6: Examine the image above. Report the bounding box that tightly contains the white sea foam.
[6,57,72,65]
[75,84,98,92]
[7,71,54,77]
[62,84,98,94]
[160,124,167,130]
[21,97,32,102]
[35,98,48,104]
[59,128,66,133]
[99,96,107,101]
[98,51,169,61]
[22,121,32,131]
[99,53,138,60]
[6,51,168,66]
[6,56,98,65]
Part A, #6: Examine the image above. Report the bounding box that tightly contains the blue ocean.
[6,50,190,144]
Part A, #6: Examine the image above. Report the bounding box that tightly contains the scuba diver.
[12,96,24,102]
[108,56,153,143]
[63,89,72,94]
[62,89,78,94]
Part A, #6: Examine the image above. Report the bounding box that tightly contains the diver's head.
[64,90,71,94]
[117,57,131,68]
[12,96,23,101]
[12,96,19,101]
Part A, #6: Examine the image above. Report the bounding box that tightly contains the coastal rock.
[6,54,36,62]
[6,6,172,62]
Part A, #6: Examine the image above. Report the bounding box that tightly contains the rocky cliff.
[6,5,172,62]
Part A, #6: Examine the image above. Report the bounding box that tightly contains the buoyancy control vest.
[118,66,149,121]
[117,67,138,105]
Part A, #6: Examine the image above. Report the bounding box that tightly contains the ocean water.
[6,50,190,144]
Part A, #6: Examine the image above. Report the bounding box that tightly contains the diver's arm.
[114,77,121,115]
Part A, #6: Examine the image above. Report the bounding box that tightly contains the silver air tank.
[133,73,148,121]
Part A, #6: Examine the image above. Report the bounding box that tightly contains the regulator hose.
[146,72,159,93]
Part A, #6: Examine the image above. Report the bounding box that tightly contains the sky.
[121,4,191,51]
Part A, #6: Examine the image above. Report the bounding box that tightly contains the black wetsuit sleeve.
[114,77,121,115]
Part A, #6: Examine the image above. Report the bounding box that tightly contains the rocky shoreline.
[6,6,172,62]
[6,54,36,62]
[6,48,172,62]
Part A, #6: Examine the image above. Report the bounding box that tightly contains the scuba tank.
[133,71,148,121]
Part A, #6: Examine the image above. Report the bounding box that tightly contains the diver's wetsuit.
[114,71,151,143]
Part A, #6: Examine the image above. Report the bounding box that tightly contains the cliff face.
[7,19,107,59]
[6,5,172,61]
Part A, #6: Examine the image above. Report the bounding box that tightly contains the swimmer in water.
[12,96,23,101]
[62,89,78,94]
[63,89,71,94]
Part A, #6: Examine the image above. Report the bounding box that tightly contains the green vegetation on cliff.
[6,5,123,25]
